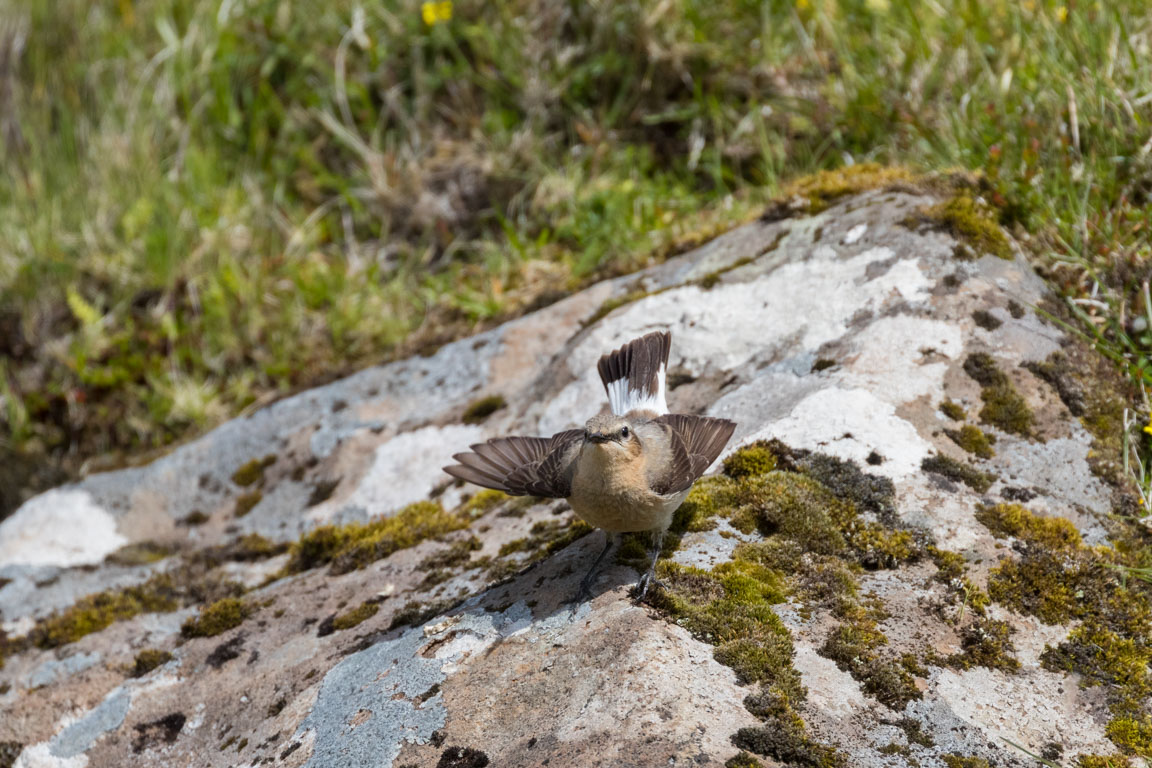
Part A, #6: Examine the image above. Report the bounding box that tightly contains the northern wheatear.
[444,331,736,600]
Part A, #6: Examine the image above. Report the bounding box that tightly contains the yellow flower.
[796,0,809,9]
[1144,417,1152,437]
[421,0,453,26]
[1056,5,1068,22]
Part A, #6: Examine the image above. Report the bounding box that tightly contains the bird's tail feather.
[596,331,671,415]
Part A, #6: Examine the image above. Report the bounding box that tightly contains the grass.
[1,0,1151,512]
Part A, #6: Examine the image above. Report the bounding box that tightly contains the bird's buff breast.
[567,447,685,533]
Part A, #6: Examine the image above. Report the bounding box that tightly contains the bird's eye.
[620,426,630,438]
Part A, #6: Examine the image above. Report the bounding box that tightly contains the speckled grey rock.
[0,187,1138,768]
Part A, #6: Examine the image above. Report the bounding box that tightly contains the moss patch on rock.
[946,618,1020,672]
[942,756,992,768]
[909,193,1012,260]
[944,425,996,459]
[461,395,506,425]
[939,400,967,421]
[963,353,1035,437]
[331,601,380,631]
[723,442,778,479]
[233,490,263,518]
[286,501,471,575]
[820,602,922,710]
[642,439,929,760]
[1023,346,1129,485]
[921,454,997,493]
[975,503,1081,549]
[459,489,508,517]
[231,454,277,487]
[181,597,250,638]
[762,164,919,220]
[131,648,174,677]
[31,575,182,649]
[980,500,1152,754]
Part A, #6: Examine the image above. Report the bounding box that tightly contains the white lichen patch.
[13,744,89,768]
[315,424,485,522]
[840,315,963,406]
[0,490,126,568]
[929,666,1113,757]
[538,246,931,433]
[792,642,870,720]
[739,387,933,480]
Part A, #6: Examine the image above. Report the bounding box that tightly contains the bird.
[443,331,736,600]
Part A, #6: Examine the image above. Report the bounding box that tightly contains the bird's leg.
[635,529,667,600]
[571,531,618,604]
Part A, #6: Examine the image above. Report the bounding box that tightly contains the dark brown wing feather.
[652,414,737,494]
[444,429,582,498]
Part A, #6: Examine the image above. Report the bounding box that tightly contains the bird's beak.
[586,432,611,444]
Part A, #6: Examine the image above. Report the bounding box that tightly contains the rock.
[0,183,1142,767]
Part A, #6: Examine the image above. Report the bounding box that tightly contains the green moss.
[798,453,897,518]
[31,574,181,648]
[979,382,1036,436]
[231,455,276,486]
[1043,620,1152,715]
[724,752,765,768]
[331,601,380,631]
[971,309,1003,330]
[1075,757,1130,768]
[915,194,1012,260]
[180,510,210,526]
[723,472,851,554]
[962,353,1035,436]
[987,552,1085,624]
[421,537,482,571]
[1023,347,1128,485]
[106,541,175,566]
[947,618,1020,672]
[927,546,965,581]
[460,489,508,517]
[1105,717,1152,756]
[765,164,919,218]
[944,425,995,459]
[842,522,919,570]
[734,690,846,768]
[130,648,173,677]
[975,503,1082,549]
[894,717,935,747]
[285,500,470,575]
[714,634,796,687]
[939,400,967,420]
[820,619,922,710]
[544,519,594,553]
[498,538,531,557]
[986,535,1152,749]
[921,454,997,493]
[233,490,263,518]
[180,597,250,638]
[942,755,992,768]
[723,442,778,479]
[461,395,506,424]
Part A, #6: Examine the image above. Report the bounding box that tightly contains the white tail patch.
[605,364,667,415]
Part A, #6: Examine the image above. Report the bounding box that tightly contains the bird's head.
[583,413,641,456]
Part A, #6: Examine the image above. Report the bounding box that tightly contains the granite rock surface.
[0,184,1144,768]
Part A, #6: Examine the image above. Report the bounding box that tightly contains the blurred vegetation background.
[1,0,1151,514]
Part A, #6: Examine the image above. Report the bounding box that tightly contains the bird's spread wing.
[650,414,737,495]
[444,429,583,497]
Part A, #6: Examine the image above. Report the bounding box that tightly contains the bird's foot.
[633,569,668,602]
